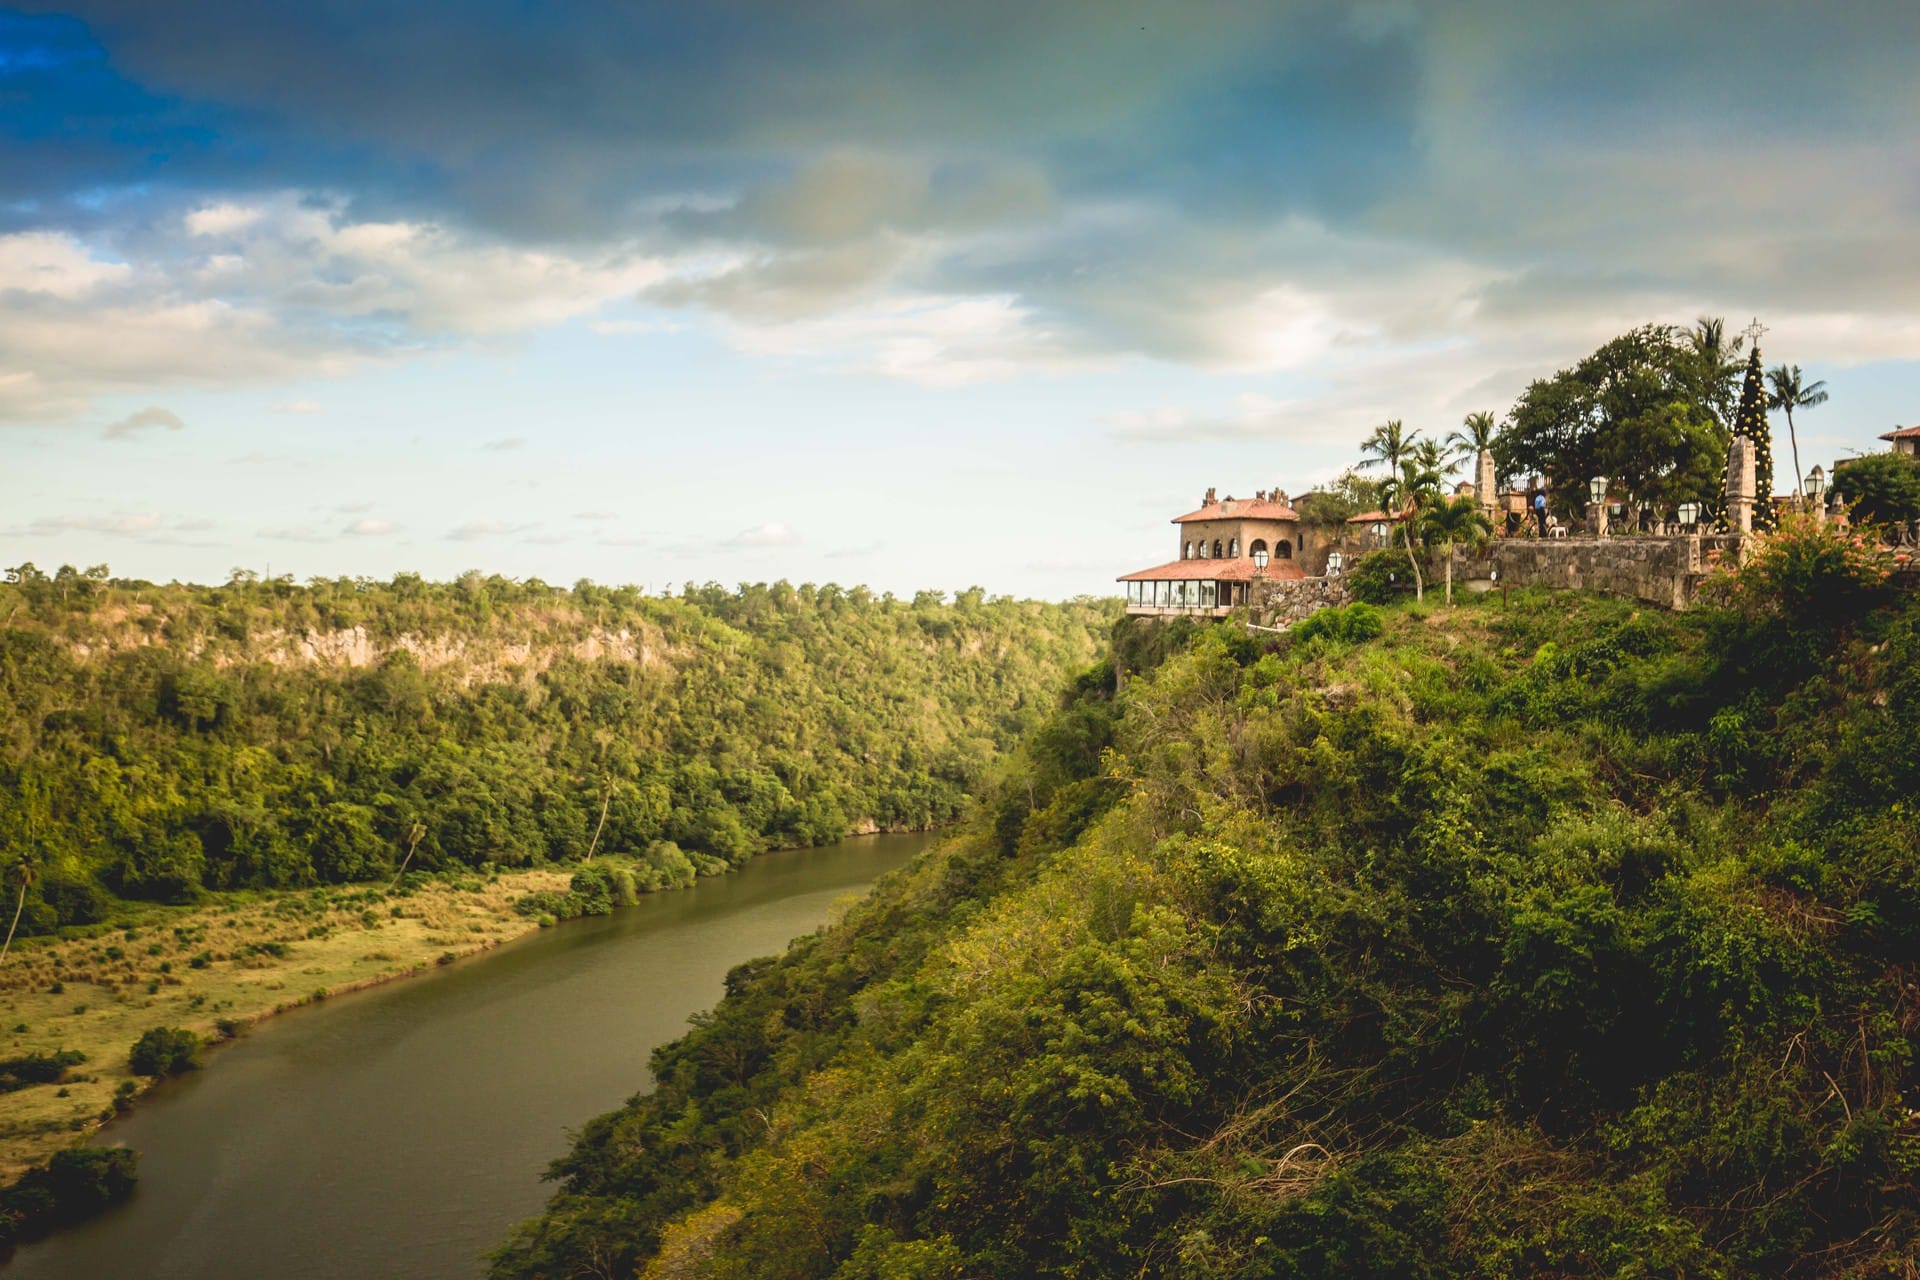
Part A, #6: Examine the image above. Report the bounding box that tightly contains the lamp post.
[1589,475,1609,537]
[1678,500,1700,532]
[1806,466,1827,521]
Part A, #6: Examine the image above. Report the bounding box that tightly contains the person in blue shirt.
[1532,490,1548,537]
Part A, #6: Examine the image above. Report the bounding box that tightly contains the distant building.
[1119,487,1306,616]
[1882,425,1920,458]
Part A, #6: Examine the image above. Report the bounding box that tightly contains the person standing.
[1533,489,1548,537]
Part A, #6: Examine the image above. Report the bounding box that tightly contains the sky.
[4,2,1918,599]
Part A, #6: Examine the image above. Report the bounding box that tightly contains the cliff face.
[491,590,1920,1280]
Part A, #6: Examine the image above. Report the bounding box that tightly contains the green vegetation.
[1496,320,1736,523]
[0,571,1111,933]
[127,1026,201,1077]
[0,1145,139,1250]
[494,529,1919,1278]
[1833,451,1920,527]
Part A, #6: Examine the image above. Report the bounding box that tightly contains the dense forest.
[493,521,1919,1278]
[0,568,1112,934]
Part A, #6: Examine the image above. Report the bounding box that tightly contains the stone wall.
[1249,575,1351,626]
[1451,535,1745,610]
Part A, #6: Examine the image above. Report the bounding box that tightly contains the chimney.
[1204,486,1217,505]
[1273,489,1288,507]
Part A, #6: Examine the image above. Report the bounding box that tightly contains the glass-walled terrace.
[1123,579,1250,613]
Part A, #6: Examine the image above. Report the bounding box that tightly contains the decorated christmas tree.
[1729,340,1776,531]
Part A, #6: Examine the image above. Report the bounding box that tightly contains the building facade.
[1119,487,1308,617]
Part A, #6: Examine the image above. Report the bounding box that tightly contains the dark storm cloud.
[5,0,1919,419]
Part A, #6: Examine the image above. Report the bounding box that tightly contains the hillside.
[0,572,1113,928]
[492,533,1919,1278]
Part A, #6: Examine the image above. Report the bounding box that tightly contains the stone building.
[1119,487,1308,616]
[1882,424,1920,458]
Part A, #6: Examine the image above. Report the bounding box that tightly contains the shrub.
[128,1026,203,1077]
[568,864,615,916]
[0,1146,139,1246]
[1704,512,1892,624]
[1346,549,1407,605]
[1292,602,1385,646]
[0,1049,86,1093]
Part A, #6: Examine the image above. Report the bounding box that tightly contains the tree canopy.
[1496,323,1731,517]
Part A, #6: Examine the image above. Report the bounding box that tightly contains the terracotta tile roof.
[1172,498,1300,523]
[1345,507,1412,524]
[1880,425,1920,441]
[1117,556,1307,583]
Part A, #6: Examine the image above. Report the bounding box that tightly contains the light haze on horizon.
[4,2,1917,598]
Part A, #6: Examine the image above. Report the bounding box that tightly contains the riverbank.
[0,866,574,1182]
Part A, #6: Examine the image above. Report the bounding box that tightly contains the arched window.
[1249,538,1267,558]
[1212,539,1224,559]
[1277,540,1293,560]
[1183,541,1193,560]
[1196,540,1208,559]
[1228,537,1239,558]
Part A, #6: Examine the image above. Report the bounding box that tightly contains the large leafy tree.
[1765,364,1828,498]
[1496,323,1728,519]
[1832,451,1920,527]
[1295,469,1381,527]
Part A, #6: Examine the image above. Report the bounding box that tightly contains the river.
[6,831,936,1279]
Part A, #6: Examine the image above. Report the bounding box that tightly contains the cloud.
[0,198,666,424]
[18,512,164,536]
[343,518,398,535]
[6,4,1920,430]
[103,404,184,438]
[335,501,373,513]
[725,521,799,549]
[483,435,526,450]
[258,525,332,542]
[185,202,261,236]
[270,398,321,413]
[447,520,524,540]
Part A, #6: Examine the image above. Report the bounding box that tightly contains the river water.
[7,831,935,1279]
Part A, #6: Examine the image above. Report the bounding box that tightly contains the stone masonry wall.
[1453,535,1745,610]
[1249,575,1351,626]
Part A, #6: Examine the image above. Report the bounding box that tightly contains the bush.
[128,1026,203,1077]
[1346,549,1408,605]
[0,1049,86,1093]
[1293,602,1385,646]
[1704,513,1893,624]
[567,864,615,916]
[0,1146,139,1246]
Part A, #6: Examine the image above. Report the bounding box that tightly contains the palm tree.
[1446,410,1498,474]
[1358,419,1411,478]
[1385,455,1443,602]
[1766,364,1828,500]
[0,859,34,969]
[1412,436,1450,482]
[1419,495,1493,607]
[1686,317,1745,429]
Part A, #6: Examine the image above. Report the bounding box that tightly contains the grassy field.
[0,866,571,1181]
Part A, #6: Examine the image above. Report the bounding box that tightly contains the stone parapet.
[1457,535,1742,610]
